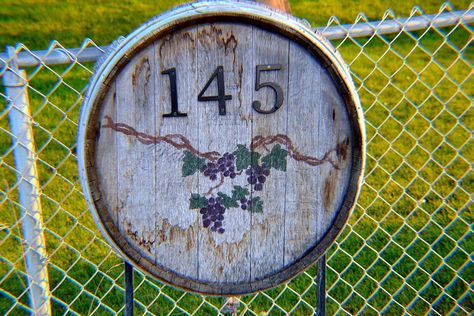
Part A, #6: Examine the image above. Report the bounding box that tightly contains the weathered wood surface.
[89,21,361,294]
[250,28,289,282]
[154,29,200,279]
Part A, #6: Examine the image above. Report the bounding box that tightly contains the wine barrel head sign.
[78,1,365,295]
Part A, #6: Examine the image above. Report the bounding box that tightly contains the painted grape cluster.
[184,143,289,234]
[199,197,225,233]
[203,152,237,180]
[102,116,346,235]
[245,164,270,191]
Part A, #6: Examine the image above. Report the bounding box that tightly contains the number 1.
[162,68,187,118]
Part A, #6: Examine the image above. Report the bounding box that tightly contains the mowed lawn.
[0,0,472,315]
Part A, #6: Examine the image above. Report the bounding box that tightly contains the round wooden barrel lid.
[78,1,365,295]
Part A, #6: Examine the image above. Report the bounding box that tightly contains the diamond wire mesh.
[0,4,472,315]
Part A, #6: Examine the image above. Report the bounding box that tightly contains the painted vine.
[102,115,349,234]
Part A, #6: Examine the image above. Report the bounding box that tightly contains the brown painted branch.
[250,134,342,170]
[102,115,220,161]
[102,116,343,169]
[205,174,225,196]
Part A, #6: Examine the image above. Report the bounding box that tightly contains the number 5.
[252,64,284,114]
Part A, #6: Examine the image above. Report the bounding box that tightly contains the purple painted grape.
[200,196,227,234]
[245,164,271,192]
[205,153,237,180]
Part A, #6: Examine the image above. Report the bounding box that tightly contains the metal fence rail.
[0,3,472,315]
[1,10,473,68]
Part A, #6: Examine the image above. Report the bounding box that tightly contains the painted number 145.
[162,64,284,117]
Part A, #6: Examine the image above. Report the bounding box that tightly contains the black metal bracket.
[316,254,326,316]
[125,261,134,316]
[124,256,326,315]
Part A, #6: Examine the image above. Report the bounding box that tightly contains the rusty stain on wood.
[125,223,155,253]
[337,137,350,161]
[198,27,237,52]
[323,171,336,213]
[204,230,251,265]
[131,57,151,90]
[155,219,198,252]
[159,32,195,59]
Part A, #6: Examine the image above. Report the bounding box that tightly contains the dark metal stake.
[316,255,326,316]
[125,261,134,316]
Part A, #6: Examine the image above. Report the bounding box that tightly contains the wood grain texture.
[250,28,289,281]
[284,40,323,266]
[153,29,200,279]
[95,84,117,225]
[195,24,254,284]
[88,20,363,295]
[115,45,156,262]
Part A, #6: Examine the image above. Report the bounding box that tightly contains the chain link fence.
[0,3,473,315]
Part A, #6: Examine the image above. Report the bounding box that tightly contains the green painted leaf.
[217,192,239,208]
[182,151,206,177]
[232,185,250,201]
[248,196,263,213]
[261,144,288,171]
[250,152,261,167]
[233,144,261,171]
[189,193,207,209]
[234,145,251,171]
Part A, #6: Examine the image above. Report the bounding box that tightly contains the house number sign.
[78,1,365,295]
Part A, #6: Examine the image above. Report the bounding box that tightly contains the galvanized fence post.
[2,46,51,315]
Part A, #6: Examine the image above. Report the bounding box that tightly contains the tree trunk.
[255,0,291,13]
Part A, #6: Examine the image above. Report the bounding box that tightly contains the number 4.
[198,66,232,115]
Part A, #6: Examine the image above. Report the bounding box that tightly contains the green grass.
[0,0,473,315]
[0,0,472,49]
